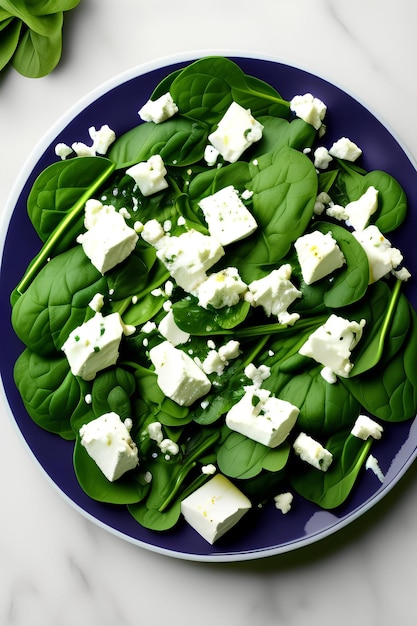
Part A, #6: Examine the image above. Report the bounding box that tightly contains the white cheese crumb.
[126,154,169,197]
[274,492,293,514]
[365,454,385,483]
[138,92,178,123]
[351,415,383,440]
[329,137,362,161]
[290,93,327,130]
[208,102,263,163]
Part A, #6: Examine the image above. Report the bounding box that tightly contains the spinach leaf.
[27,157,114,244]
[108,117,208,169]
[290,430,372,509]
[12,13,63,78]
[225,145,317,282]
[252,117,317,156]
[0,16,21,71]
[14,157,115,299]
[217,431,290,479]
[13,348,78,439]
[313,221,369,307]
[73,436,148,505]
[91,367,136,421]
[12,246,107,355]
[341,301,417,422]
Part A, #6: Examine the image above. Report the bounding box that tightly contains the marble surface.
[2,0,417,623]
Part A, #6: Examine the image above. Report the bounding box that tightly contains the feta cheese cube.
[201,340,240,376]
[153,229,225,292]
[352,225,403,283]
[79,412,139,481]
[208,102,263,163]
[193,266,247,309]
[62,312,130,381]
[298,314,366,378]
[138,92,178,123]
[293,432,333,471]
[351,414,383,440]
[326,186,378,232]
[226,387,299,448]
[294,230,345,285]
[245,264,301,324]
[126,154,169,196]
[77,201,138,274]
[329,137,362,161]
[180,474,252,544]
[290,93,327,130]
[158,310,190,346]
[198,185,258,246]
[149,341,211,406]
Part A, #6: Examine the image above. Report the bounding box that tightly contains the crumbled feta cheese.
[314,146,333,169]
[208,102,263,163]
[299,314,366,378]
[147,421,164,443]
[150,229,225,292]
[329,137,362,161]
[202,340,240,376]
[180,474,252,544]
[88,125,116,155]
[79,412,139,481]
[365,454,384,483]
[392,266,411,281]
[294,230,345,285]
[204,145,220,166]
[290,93,327,130]
[88,292,104,312]
[138,92,178,123]
[293,432,333,471]
[226,387,299,448]
[126,154,169,196]
[62,312,130,381]
[140,218,165,246]
[245,264,301,324]
[352,225,403,283]
[274,492,293,514]
[201,464,217,475]
[55,142,73,160]
[244,363,271,387]
[327,186,378,232]
[198,185,258,245]
[159,438,180,456]
[193,267,247,309]
[149,341,211,406]
[158,309,190,346]
[77,201,138,274]
[351,415,383,440]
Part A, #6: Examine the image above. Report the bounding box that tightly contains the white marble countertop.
[2,1,417,623]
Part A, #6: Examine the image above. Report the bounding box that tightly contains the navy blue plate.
[1,54,417,561]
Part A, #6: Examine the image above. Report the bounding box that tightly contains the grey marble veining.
[2,1,417,624]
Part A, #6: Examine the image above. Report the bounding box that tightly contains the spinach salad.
[10,57,417,538]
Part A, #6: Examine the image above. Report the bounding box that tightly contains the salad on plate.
[9,56,417,546]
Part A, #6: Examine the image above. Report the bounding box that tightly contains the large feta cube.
[79,412,139,481]
[290,93,327,130]
[293,432,333,471]
[126,154,169,196]
[245,264,301,324]
[77,201,138,274]
[180,474,252,544]
[352,225,403,283]
[62,312,130,381]
[226,387,299,447]
[149,341,211,406]
[154,229,225,292]
[329,137,362,161]
[158,310,190,346]
[351,414,383,440]
[298,314,365,378]
[198,185,258,245]
[208,102,263,163]
[193,266,247,309]
[138,92,178,123]
[294,230,345,285]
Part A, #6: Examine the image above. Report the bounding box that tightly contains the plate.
[1,53,417,562]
